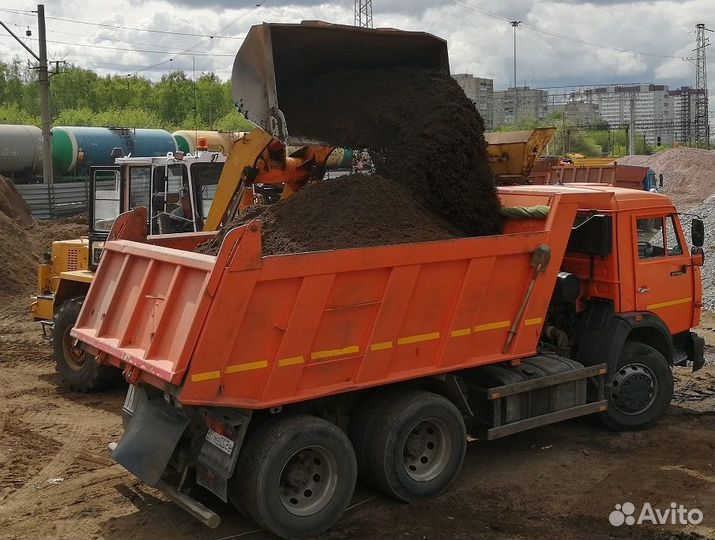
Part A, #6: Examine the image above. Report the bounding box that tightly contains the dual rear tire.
[232,391,466,539]
[356,390,466,502]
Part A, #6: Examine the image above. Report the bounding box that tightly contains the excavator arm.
[203,127,337,231]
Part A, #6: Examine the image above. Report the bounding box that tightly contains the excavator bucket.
[485,127,557,184]
[232,21,449,144]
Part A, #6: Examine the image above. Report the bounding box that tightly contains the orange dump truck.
[71,183,705,538]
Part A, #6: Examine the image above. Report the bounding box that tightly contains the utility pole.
[354,0,373,28]
[37,5,52,184]
[0,4,53,184]
[510,20,521,125]
[694,23,712,148]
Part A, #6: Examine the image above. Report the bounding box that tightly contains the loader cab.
[148,158,223,235]
[89,154,224,270]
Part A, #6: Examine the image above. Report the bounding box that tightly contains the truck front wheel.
[601,341,673,431]
[53,296,119,392]
[364,390,466,502]
[234,415,357,539]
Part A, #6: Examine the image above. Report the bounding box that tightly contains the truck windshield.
[93,170,121,231]
[191,162,224,218]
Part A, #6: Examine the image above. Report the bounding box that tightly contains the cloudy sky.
[0,0,712,99]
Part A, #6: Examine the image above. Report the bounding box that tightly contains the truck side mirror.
[691,218,704,248]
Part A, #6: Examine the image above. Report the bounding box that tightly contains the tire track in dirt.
[2,422,87,507]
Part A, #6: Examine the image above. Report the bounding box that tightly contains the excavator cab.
[232,21,449,144]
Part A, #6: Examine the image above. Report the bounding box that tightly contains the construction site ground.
[1,292,713,540]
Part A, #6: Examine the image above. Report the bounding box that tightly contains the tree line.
[0,58,254,132]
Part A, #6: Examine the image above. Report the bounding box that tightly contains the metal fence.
[16,181,89,219]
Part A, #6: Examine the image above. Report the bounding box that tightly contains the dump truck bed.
[72,187,586,409]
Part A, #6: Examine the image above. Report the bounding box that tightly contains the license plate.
[205,428,234,455]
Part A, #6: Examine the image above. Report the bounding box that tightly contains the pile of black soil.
[195,174,459,256]
[198,66,501,256]
[279,67,502,237]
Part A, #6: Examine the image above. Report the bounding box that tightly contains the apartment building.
[453,73,494,130]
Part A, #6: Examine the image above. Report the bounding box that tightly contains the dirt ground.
[0,291,713,540]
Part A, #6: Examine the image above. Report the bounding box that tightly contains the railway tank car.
[0,124,42,181]
[52,126,177,176]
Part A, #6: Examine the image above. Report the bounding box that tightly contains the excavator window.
[129,166,151,209]
[93,170,121,231]
[190,162,223,219]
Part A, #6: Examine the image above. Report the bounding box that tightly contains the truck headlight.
[92,242,105,266]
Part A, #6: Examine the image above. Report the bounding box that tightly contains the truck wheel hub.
[63,328,87,371]
[402,419,451,482]
[610,363,657,415]
[279,445,338,517]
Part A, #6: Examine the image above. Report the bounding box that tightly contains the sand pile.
[0,176,37,295]
[618,148,715,210]
[0,176,35,228]
[200,67,500,256]
[0,175,87,297]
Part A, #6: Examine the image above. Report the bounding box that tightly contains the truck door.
[633,214,693,335]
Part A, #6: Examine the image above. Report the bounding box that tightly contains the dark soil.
[199,67,501,256]
[195,174,459,255]
[279,67,502,237]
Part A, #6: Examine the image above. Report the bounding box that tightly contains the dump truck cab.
[502,184,705,377]
[32,150,226,391]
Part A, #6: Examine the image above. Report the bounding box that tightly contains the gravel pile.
[681,194,715,312]
[618,148,715,210]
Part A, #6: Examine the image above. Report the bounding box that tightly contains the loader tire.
[234,415,356,539]
[53,296,119,392]
[601,341,673,431]
[364,390,466,502]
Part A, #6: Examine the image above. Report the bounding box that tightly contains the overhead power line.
[451,0,688,60]
[132,1,270,76]
[0,33,234,57]
[0,7,243,40]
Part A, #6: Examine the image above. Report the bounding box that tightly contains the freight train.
[0,125,267,183]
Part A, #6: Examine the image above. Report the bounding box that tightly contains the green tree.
[0,103,40,125]
[50,66,100,112]
[53,107,95,126]
[214,109,255,132]
[152,71,195,126]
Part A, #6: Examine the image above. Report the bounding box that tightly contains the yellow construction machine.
[484,128,556,184]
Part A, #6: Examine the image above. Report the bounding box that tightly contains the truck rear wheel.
[234,415,357,539]
[53,296,119,392]
[601,341,673,431]
[364,390,466,502]
[349,390,399,479]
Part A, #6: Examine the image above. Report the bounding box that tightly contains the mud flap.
[688,332,705,372]
[112,386,190,485]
